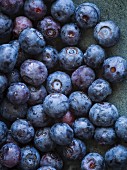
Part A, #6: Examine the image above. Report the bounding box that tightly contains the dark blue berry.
[27,104,51,128]
[103,56,127,83]
[89,102,119,127]
[20,59,48,87]
[34,127,56,152]
[24,0,47,21]
[75,3,100,29]
[50,123,74,145]
[88,79,112,102]
[51,0,75,23]
[61,23,80,45]
[7,69,21,85]
[72,118,95,140]
[81,153,104,170]
[94,20,120,47]
[38,166,56,170]
[19,28,46,55]
[10,119,35,144]
[84,44,105,68]
[40,152,63,169]
[69,91,92,117]
[0,143,21,168]
[0,121,8,145]
[46,71,72,95]
[0,74,8,93]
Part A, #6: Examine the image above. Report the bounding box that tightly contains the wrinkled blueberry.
[0,121,8,145]
[0,74,8,93]
[7,69,21,85]
[37,166,56,170]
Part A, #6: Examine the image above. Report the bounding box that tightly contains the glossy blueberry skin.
[38,46,58,69]
[0,74,8,93]
[62,138,86,160]
[115,116,127,142]
[0,121,8,145]
[71,65,95,91]
[34,127,56,152]
[88,79,112,102]
[19,28,46,55]
[60,111,75,126]
[0,143,21,168]
[51,0,75,23]
[28,85,47,106]
[7,82,30,105]
[94,20,120,47]
[81,153,104,170]
[0,0,24,17]
[89,102,119,127]
[69,91,92,117]
[75,3,100,29]
[13,16,33,38]
[50,123,74,145]
[84,44,105,68]
[105,145,127,169]
[46,71,72,95]
[94,128,116,145]
[19,146,40,170]
[0,98,28,121]
[37,16,61,39]
[103,56,127,83]
[0,13,13,45]
[72,118,95,140]
[27,104,51,128]
[24,0,47,21]
[38,166,56,170]
[61,23,80,46]
[40,152,63,169]
[20,59,48,87]
[0,43,19,73]
[7,69,21,85]
[59,47,84,71]
[10,119,35,144]
[43,93,69,118]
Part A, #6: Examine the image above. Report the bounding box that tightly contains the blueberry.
[94,20,120,47]
[69,91,92,117]
[19,146,40,170]
[34,127,56,152]
[20,59,48,87]
[46,71,72,95]
[71,65,95,91]
[38,46,58,69]
[62,138,86,160]
[37,16,61,39]
[103,56,127,83]
[0,121,8,145]
[51,0,75,23]
[61,23,80,46]
[13,16,33,38]
[27,104,51,128]
[7,69,21,85]
[28,85,47,106]
[0,74,8,93]
[0,98,28,121]
[0,0,24,17]
[59,47,84,71]
[43,93,69,118]
[94,128,116,145]
[0,143,21,168]
[50,123,74,145]
[0,43,19,73]
[89,102,119,127]
[84,44,105,68]
[19,28,46,55]
[88,79,112,102]
[75,3,100,29]
[59,111,75,126]
[105,145,127,169]
[115,116,127,142]
[81,153,104,170]
[0,13,13,45]
[40,152,63,169]
[24,0,47,21]
[37,166,56,170]
[10,119,35,144]
[72,118,95,140]
[7,82,30,105]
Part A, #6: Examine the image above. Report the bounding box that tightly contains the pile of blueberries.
[0,0,127,170]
